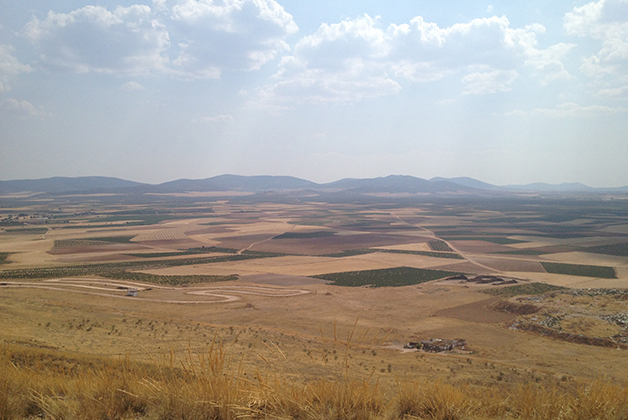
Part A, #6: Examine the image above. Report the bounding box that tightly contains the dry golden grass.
[2,342,628,420]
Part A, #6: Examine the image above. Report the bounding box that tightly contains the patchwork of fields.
[1,193,628,418]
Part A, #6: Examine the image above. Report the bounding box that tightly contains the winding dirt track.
[393,214,505,273]
[0,278,310,304]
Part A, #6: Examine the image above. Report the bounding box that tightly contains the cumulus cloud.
[597,85,628,97]
[564,0,628,80]
[0,44,32,91]
[22,0,297,78]
[164,0,298,78]
[252,14,572,106]
[0,98,48,116]
[24,5,170,75]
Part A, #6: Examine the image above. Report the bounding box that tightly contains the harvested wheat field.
[471,256,547,272]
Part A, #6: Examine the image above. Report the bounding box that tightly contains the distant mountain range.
[1,174,627,195]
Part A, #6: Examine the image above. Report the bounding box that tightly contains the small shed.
[420,338,466,352]
[126,288,138,297]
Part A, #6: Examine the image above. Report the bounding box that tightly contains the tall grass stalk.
[2,343,628,419]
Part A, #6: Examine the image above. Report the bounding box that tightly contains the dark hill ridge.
[324,175,473,193]
[158,175,318,192]
[0,176,146,194]
[1,175,627,195]
[429,176,501,191]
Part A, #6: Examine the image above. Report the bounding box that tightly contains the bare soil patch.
[449,241,515,254]
[239,273,329,286]
[433,261,494,273]
[184,226,235,235]
[354,252,465,269]
[214,234,277,250]
[435,297,519,324]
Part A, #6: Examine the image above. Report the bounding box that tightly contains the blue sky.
[1,0,627,186]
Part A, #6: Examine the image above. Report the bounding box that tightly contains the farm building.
[126,288,138,297]
[420,338,466,352]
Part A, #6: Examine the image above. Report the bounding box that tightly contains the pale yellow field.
[510,235,621,248]
[511,271,628,288]
[540,251,628,267]
[139,254,395,277]
[348,251,472,270]
[372,242,432,251]
[131,229,189,242]
[600,224,628,234]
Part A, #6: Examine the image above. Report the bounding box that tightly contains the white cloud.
[251,15,400,106]
[193,114,234,123]
[24,5,169,75]
[462,69,518,94]
[506,102,627,117]
[121,81,145,90]
[525,42,575,84]
[597,85,628,97]
[0,44,32,91]
[252,14,572,107]
[565,0,628,80]
[0,98,48,116]
[160,0,298,77]
[22,0,297,78]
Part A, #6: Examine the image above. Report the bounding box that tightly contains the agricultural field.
[1,192,628,418]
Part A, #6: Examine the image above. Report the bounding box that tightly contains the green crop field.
[1,227,48,235]
[380,249,463,259]
[312,267,464,288]
[323,249,376,258]
[493,250,549,255]
[541,262,617,279]
[586,243,628,257]
[0,254,268,283]
[0,252,13,264]
[428,240,454,252]
[125,246,237,258]
[53,235,135,248]
[84,235,135,243]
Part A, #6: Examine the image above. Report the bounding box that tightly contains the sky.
[0,0,627,187]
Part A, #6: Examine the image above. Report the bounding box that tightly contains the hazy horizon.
[2,173,628,190]
[1,1,627,187]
